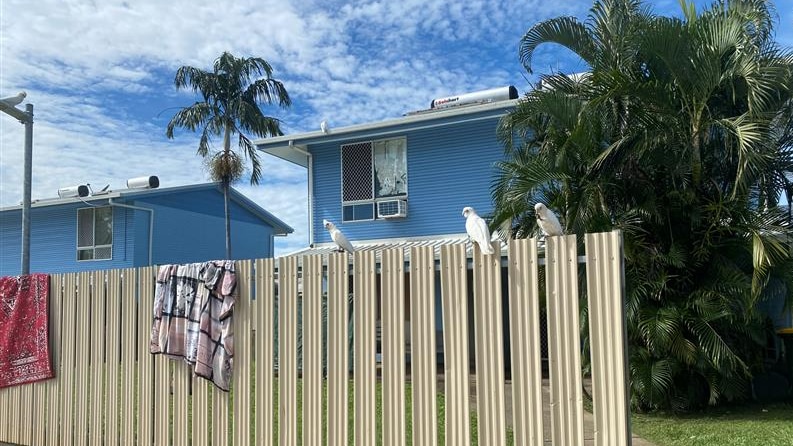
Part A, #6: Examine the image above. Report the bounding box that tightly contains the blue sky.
[1,0,791,255]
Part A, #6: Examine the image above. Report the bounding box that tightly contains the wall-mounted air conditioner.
[377,199,407,219]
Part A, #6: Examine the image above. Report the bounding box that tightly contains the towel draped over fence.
[150,261,236,391]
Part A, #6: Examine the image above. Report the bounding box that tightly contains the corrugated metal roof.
[285,234,510,260]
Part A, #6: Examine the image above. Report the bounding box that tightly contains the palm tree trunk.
[223,179,232,259]
[223,124,233,260]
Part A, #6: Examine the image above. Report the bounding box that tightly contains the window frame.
[340,136,408,223]
[76,206,114,261]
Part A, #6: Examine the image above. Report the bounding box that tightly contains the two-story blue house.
[256,86,518,253]
[0,179,293,276]
[256,87,520,370]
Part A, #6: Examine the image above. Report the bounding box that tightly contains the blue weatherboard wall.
[311,112,504,244]
[0,187,281,276]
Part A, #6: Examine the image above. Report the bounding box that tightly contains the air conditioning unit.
[377,199,407,219]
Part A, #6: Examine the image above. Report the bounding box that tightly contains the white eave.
[255,99,518,167]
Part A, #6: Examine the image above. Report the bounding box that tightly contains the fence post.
[586,230,631,446]
[545,235,585,445]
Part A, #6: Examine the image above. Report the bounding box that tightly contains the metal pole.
[21,103,33,275]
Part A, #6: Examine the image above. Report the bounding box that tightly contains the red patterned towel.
[0,273,54,388]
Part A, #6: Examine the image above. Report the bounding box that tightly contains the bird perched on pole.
[462,206,494,255]
[0,91,26,107]
[535,202,563,237]
[323,219,355,253]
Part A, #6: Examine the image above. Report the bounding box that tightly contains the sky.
[1,0,792,256]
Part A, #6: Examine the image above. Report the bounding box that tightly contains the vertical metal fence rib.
[137,267,156,446]
[89,271,107,446]
[46,274,65,446]
[152,277,170,444]
[105,270,122,446]
[120,269,137,445]
[354,250,377,446]
[440,244,471,446]
[279,256,299,446]
[60,273,78,446]
[172,366,189,446]
[586,231,631,446]
[382,248,406,446]
[255,258,275,446]
[472,242,506,446]
[545,235,584,445]
[508,238,544,445]
[73,272,91,444]
[327,253,349,446]
[410,246,438,446]
[234,260,254,446]
[302,255,323,446]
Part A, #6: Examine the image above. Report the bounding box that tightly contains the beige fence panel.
[106,270,122,446]
[88,271,107,446]
[546,235,585,445]
[138,266,156,446]
[279,256,299,446]
[255,258,276,446]
[586,231,631,446]
[73,272,90,444]
[302,255,324,446]
[440,243,471,446]
[473,242,506,446]
[354,250,377,446]
[234,260,254,446]
[508,238,545,445]
[381,248,406,446]
[410,246,438,446]
[120,268,137,445]
[45,273,64,446]
[327,252,350,446]
[60,273,77,445]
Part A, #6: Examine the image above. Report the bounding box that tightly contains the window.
[341,137,407,222]
[77,206,113,260]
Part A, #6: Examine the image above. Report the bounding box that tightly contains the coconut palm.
[494,0,793,410]
[167,51,291,259]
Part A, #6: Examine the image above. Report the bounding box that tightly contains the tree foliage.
[166,52,291,258]
[494,0,793,411]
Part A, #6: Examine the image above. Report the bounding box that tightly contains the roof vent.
[57,185,89,198]
[127,175,159,190]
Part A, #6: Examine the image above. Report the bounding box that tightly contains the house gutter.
[108,198,154,266]
[289,140,314,246]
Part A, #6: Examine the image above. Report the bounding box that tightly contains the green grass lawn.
[631,402,793,446]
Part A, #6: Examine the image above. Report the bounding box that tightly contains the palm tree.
[494,0,793,411]
[167,51,291,259]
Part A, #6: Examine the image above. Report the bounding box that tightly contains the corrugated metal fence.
[0,232,630,445]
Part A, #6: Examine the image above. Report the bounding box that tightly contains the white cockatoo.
[462,207,494,255]
[323,219,354,253]
[0,91,26,107]
[535,202,563,237]
[320,120,329,134]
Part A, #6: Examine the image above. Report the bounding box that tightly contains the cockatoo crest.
[323,219,354,253]
[535,202,563,237]
[462,206,494,255]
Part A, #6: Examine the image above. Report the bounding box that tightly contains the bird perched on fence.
[535,202,563,237]
[462,206,494,255]
[323,219,355,253]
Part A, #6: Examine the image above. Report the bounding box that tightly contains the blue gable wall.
[311,112,504,244]
[0,187,282,276]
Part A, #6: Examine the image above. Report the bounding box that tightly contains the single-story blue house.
[0,179,293,276]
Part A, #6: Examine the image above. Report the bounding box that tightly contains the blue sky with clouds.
[1,0,791,255]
